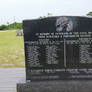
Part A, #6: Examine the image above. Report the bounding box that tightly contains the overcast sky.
[0,0,92,25]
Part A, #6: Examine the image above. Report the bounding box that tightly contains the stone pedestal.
[17,81,92,92]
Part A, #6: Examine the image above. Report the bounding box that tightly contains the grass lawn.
[0,30,25,68]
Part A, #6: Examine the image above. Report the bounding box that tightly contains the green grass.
[0,30,25,68]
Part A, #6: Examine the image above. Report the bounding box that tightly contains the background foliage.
[0,22,22,30]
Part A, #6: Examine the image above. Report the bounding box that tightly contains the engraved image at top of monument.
[23,16,92,81]
[56,17,73,32]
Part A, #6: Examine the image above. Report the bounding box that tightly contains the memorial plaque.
[23,16,92,81]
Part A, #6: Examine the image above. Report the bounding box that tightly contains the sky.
[0,0,92,25]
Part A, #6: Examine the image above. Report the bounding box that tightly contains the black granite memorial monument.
[17,16,92,92]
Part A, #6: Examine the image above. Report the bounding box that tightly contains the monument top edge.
[23,16,92,22]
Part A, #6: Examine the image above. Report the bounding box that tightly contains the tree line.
[0,22,22,30]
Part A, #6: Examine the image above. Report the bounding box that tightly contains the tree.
[39,13,52,19]
[0,22,22,30]
[47,13,52,17]
[0,25,8,30]
[7,22,22,30]
[87,12,92,16]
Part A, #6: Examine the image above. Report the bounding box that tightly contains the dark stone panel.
[17,81,92,92]
[23,16,92,81]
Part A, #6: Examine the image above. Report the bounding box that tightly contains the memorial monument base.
[17,80,92,92]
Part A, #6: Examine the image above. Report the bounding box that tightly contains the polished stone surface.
[17,80,92,92]
[23,16,92,81]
